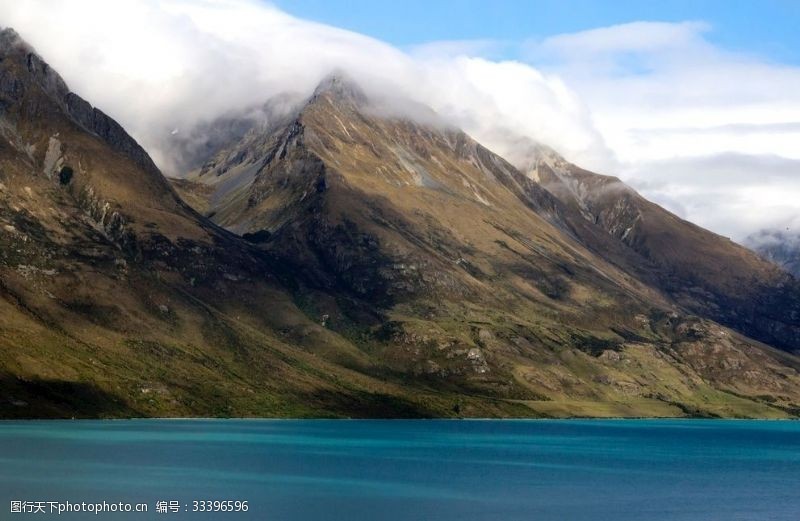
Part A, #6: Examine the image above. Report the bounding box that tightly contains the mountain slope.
[519,144,800,353]
[171,74,800,418]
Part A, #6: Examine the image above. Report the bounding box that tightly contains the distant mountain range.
[746,229,800,278]
[2,28,800,419]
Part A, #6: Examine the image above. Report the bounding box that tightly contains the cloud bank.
[0,0,607,174]
[525,20,800,240]
[1,1,799,241]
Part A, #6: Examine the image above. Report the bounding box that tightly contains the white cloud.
[524,21,800,240]
[535,21,711,59]
[624,154,800,239]
[529,21,800,162]
[407,39,509,61]
[0,0,419,169]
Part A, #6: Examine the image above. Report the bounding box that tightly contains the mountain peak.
[0,27,161,179]
[0,27,71,104]
[0,27,26,53]
[312,70,367,106]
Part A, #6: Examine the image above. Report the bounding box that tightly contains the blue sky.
[273,0,800,64]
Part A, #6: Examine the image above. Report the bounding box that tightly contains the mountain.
[2,27,800,418]
[746,229,800,278]
[0,28,495,419]
[170,72,800,418]
[517,143,800,352]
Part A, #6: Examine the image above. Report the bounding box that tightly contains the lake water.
[0,419,798,520]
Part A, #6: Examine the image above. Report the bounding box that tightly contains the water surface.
[1,419,798,520]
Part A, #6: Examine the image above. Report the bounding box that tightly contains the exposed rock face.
[65,93,162,178]
[165,91,305,176]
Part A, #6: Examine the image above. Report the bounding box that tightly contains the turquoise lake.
[1,419,798,520]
